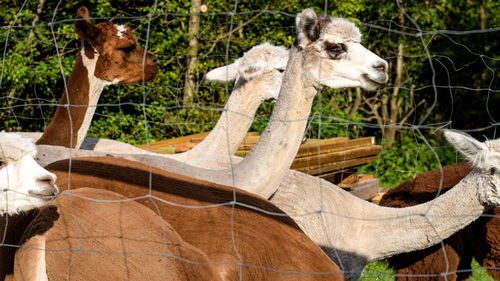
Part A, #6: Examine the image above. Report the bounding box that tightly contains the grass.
[359,259,494,280]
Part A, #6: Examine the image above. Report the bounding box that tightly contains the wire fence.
[0,0,499,280]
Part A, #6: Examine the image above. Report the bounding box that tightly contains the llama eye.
[325,43,346,58]
[0,161,5,169]
[120,45,136,54]
[490,167,497,175]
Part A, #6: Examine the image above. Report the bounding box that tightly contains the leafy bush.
[359,134,462,188]
[360,260,395,281]
[361,258,494,280]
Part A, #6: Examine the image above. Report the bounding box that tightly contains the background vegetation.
[1,0,499,278]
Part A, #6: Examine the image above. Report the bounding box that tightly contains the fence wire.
[0,0,499,280]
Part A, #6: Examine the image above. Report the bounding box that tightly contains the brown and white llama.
[32,6,157,149]
[380,162,500,280]
[7,188,223,281]
[0,132,58,280]
[0,134,220,280]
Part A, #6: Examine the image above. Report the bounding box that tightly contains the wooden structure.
[138,134,382,201]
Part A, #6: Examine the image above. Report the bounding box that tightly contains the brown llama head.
[74,6,158,84]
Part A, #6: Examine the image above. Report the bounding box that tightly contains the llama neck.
[272,168,486,264]
[171,77,269,162]
[0,211,38,280]
[364,169,486,259]
[230,48,317,198]
[36,47,115,149]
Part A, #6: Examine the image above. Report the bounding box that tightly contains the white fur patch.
[78,49,115,149]
[116,24,127,39]
[0,133,58,215]
[0,132,37,161]
[206,42,289,82]
[322,18,362,43]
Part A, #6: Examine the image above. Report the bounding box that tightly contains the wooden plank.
[146,146,176,154]
[295,138,348,157]
[235,137,376,157]
[191,135,261,144]
[295,137,374,158]
[137,132,210,150]
[175,143,197,152]
[291,145,382,169]
[294,156,379,175]
[348,178,380,200]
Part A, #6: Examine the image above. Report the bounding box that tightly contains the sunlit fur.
[296,9,388,91]
[445,130,500,206]
[0,133,58,215]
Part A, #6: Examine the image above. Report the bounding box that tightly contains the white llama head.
[444,129,500,206]
[295,8,388,91]
[206,42,289,101]
[0,133,58,215]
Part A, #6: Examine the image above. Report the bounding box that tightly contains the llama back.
[379,162,472,207]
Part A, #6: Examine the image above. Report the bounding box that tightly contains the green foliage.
[470,258,495,281]
[360,260,395,281]
[0,0,498,146]
[362,258,495,280]
[306,89,364,139]
[359,134,461,187]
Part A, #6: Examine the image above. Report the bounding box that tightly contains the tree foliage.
[0,0,498,148]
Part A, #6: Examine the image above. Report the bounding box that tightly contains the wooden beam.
[291,145,382,169]
[347,178,380,200]
[296,137,375,157]
[136,132,210,150]
[294,156,379,175]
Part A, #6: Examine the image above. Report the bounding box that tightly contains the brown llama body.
[6,188,221,281]
[380,162,500,280]
[46,156,343,281]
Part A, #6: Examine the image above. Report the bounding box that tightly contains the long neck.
[231,48,317,198]
[365,169,486,259]
[271,168,486,265]
[36,47,110,149]
[171,78,265,162]
[0,211,38,280]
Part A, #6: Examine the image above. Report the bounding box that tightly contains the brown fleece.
[46,156,343,281]
[12,188,221,281]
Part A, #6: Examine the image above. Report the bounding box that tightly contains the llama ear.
[294,8,319,49]
[206,63,239,82]
[238,60,266,81]
[444,130,487,161]
[75,6,99,45]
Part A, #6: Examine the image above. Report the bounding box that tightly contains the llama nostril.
[38,173,57,186]
[373,62,387,73]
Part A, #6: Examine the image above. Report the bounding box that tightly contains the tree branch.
[201,6,269,60]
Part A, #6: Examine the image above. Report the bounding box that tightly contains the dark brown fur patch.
[18,205,59,246]
[0,209,39,279]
